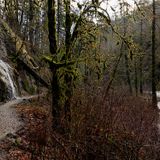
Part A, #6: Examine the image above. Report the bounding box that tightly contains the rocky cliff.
[0,18,49,102]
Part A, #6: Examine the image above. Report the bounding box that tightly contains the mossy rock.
[0,79,9,102]
[22,78,36,94]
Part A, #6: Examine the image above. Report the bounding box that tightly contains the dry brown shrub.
[69,87,159,160]
[7,87,160,160]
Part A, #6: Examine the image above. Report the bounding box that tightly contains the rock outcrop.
[0,79,8,101]
[0,18,49,101]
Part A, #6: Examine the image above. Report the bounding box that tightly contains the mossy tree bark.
[48,0,61,129]
[0,18,49,87]
[64,0,72,136]
[57,0,63,45]
[1,18,36,66]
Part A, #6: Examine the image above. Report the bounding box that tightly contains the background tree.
[151,0,157,107]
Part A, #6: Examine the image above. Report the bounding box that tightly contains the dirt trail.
[0,95,39,140]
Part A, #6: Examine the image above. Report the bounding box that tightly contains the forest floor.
[0,91,160,159]
[0,95,49,160]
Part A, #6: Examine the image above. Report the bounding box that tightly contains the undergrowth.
[3,87,160,160]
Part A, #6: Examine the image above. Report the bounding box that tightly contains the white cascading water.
[0,60,17,99]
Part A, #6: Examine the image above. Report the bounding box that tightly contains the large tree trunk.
[15,0,19,24]
[151,0,157,107]
[29,0,34,45]
[57,0,62,45]
[48,0,61,129]
[64,0,72,136]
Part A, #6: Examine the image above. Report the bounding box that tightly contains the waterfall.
[0,60,17,99]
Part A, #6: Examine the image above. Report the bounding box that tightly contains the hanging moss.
[0,19,39,69]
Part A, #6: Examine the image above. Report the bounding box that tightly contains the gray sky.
[72,0,151,18]
[107,0,136,13]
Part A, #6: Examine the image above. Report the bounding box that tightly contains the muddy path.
[0,95,39,140]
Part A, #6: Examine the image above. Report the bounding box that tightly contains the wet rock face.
[0,28,10,101]
[0,79,8,102]
[0,60,18,101]
[0,24,8,59]
[0,37,7,59]
[0,19,45,97]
